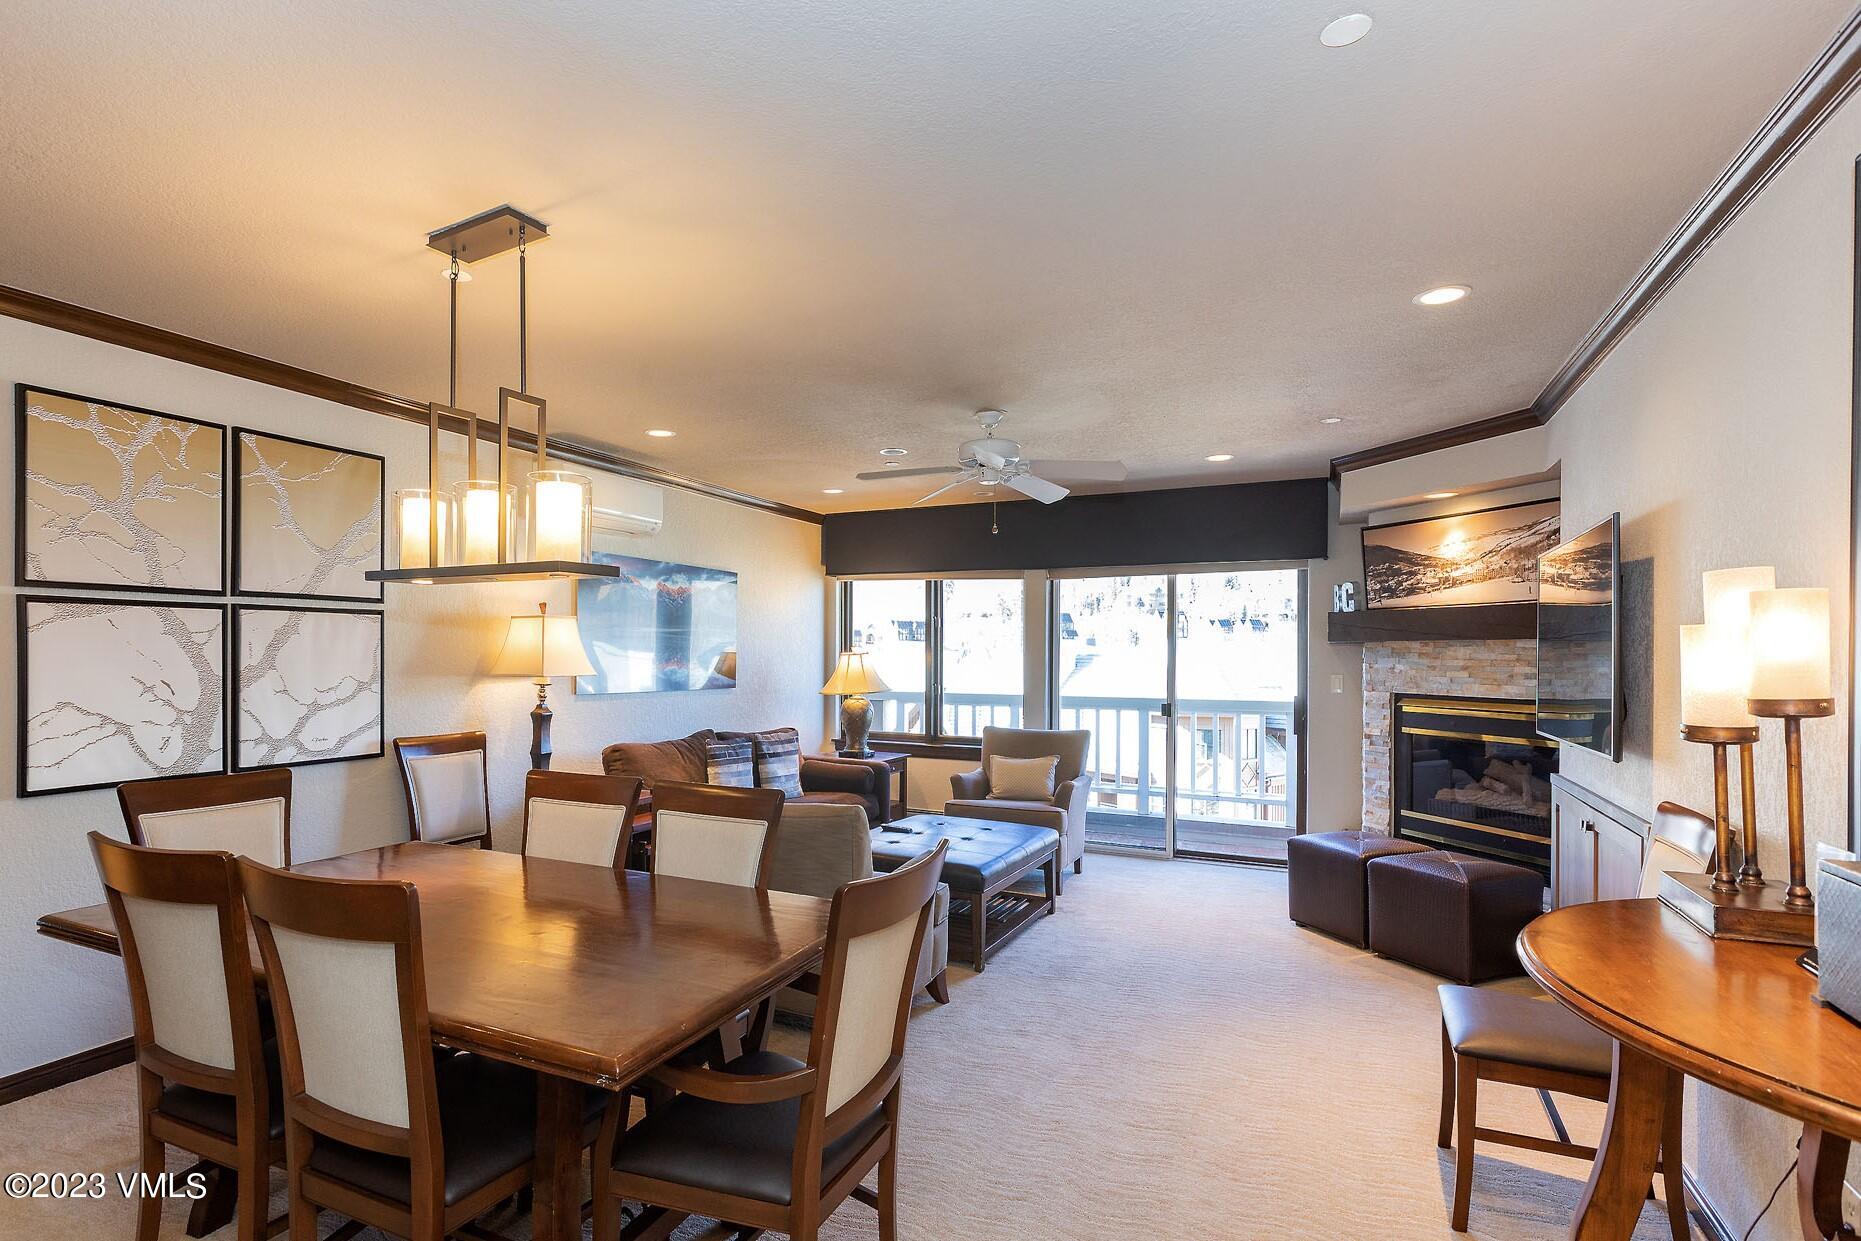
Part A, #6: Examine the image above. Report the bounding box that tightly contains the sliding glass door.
[1055,576,1172,853]
[1055,569,1302,860]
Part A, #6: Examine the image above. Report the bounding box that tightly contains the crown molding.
[0,283,824,526]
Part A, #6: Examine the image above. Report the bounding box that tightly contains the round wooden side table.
[1519,899,1861,1240]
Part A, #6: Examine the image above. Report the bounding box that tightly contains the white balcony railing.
[869,690,1295,835]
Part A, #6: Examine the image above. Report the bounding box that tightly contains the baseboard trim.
[0,1037,134,1107]
[1683,1164,1738,1241]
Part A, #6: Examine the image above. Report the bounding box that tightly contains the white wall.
[1305,486,1366,832]
[1543,92,1860,1240]
[0,316,827,1078]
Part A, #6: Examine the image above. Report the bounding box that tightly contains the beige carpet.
[0,854,1686,1239]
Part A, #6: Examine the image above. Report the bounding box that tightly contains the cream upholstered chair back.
[118,769,293,868]
[394,732,491,846]
[979,726,1090,785]
[1639,801,1718,899]
[237,859,438,1136]
[522,770,643,868]
[649,781,784,889]
[88,833,266,1083]
[809,843,948,1117]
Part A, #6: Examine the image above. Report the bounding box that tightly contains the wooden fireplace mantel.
[1327,602,1537,644]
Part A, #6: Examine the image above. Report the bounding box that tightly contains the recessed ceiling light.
[1320,13,1373,48]
[645,428,676,438]
[1423,491,1459,500]
[1205,453,1234,463]
[878,447,908,457]
[1319,416,1343,425]
[822,488,844,495]
[883,461,903,468]
[1413,285,1471,307]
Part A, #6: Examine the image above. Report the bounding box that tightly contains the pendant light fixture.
[370,204,616,585]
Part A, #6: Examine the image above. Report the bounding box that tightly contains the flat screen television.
[1535,513,1621,761]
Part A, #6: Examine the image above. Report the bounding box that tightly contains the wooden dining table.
[38,841,833,1241]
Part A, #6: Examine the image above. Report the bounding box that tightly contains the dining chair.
[648,781,785,889]
[393,732,492,847]
[118,769,293,868]
[592,841,949,1241]
[1436,801,1716,1236]
[237,857,577,1241]
[89,832,284,1241]
[522,770,645,868]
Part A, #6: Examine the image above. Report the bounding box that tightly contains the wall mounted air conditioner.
[593,477,664,538]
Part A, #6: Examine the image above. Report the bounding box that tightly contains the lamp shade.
[820,650,888,696]
[493,607,595,679]
[1747,587,1832,701]
[1680,623,1755,729]
[1702,566,1775,633]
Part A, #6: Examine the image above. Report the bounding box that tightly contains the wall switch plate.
[1330,674,1345,694]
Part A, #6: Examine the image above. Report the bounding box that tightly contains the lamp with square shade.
[493,603,596,770]
[1699,564,1773,886]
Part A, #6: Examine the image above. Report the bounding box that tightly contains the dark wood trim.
[1326,602,1537,644]
[1679,1166,1736,1241]
[1535,9,1861,421]
[1327,407,1541,485]
[861,737,982,762]
[0,283,823,526]
[0,1036,134,1106]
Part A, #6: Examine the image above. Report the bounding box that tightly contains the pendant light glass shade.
[453,479,517,565]
[526,469,594,562]
[392,488,453,569]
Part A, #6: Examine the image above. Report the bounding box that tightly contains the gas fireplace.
[1390,693,1557,876]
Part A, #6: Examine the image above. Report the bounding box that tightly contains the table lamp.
[1702,565,1774,885]
[821,651,888,756]
[1747,586,1833,911]
[1679,623,1759,892]
[493,602,596,770]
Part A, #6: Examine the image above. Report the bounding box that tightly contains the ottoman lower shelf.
[872,814,1059,972]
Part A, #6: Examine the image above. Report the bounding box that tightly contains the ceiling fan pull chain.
[991,500,999,535]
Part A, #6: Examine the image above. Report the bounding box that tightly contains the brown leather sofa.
[600,728,896,824]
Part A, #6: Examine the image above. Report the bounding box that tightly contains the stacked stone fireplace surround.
[1361,638,1538,833]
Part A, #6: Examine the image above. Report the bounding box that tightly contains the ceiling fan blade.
[911,474,978,506]
[1006,473,1069,504]
[1027,458,1127,482]
[973,447,1011,470]
[854,465,962,480]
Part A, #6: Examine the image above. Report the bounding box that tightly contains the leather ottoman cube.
[1287,830,1434,947]
[1367,851,1543,983]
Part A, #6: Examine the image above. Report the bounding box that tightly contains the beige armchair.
[769,801,950,1006]
[946,726,1092,894]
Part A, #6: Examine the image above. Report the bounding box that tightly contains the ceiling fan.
[856,409,1127,505]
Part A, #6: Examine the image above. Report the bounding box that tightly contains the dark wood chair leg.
[925,969,950,1004]
[970,892,987,972]
[1452,1056,1478,1231]
[1074,856,1083,874]
[187,1161,238,1238]
[1438,1026,1455,1149]
[1798,1124,1856,1241]
[879,1140,898,1241]
[135,1120,163,1241]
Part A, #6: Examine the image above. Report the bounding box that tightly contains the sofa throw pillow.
[743,726,804,798]
[988,754,1060,802]
[704,738,756,788]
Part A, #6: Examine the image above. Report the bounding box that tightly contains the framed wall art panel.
[233,605,384,770]
[16,385,226,594]
[18,595,228,796]
[575,550,739,696]
[233,428,383,602]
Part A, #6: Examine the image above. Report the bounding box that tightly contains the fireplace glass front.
[1391,694,1558,876]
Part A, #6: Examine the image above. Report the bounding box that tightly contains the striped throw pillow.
[704,738,755,789]
[747,727,803,798]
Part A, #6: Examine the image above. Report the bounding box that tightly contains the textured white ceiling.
[0,0,1851,512]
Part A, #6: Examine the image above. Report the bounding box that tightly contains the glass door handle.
[1158,702,1173,718]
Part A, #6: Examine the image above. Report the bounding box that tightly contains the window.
[842,578,1025,742]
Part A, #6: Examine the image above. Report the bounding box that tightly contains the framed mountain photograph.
[1360,499,1560,610]
[16,386,225,594]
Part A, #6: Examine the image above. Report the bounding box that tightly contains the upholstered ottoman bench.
[1286,830,1434,947]
[1366,851,1543,983]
